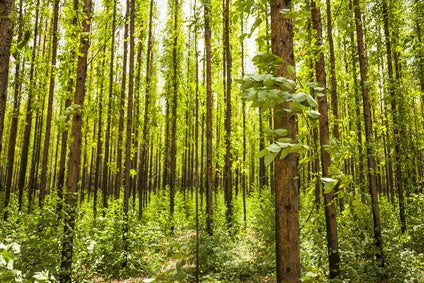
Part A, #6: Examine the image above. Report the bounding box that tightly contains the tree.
[39,0,60,207]
[223,0,233,226]
[270,0,300,281]
[60,0,92,280]
[204,0,213,236]
[311,0,340,278]
[353,0,384,267]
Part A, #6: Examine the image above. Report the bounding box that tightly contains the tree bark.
[60,0,91,280]
[223,0,232,226]
[270,0,300,281]
[39,0,60,207]
[204,0,213,236]
[353,0,384,266]
[382,0,406,233]
[311,0,341,278]
[0,0,14,157]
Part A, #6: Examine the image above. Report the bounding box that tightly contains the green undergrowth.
[0,186,423,282]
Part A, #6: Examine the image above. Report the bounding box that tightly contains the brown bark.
[101,0,116,212]
[60,0,91,280]
[311,0,340,278]
[138,0,154,218]
[204,0,213,236]
[271,0,300,281]
[116,0,129,206]
[382,0,406,233]
[353,0,384,266]
[223,0,232,226]
[39,0,60,207]
[3,0,24,220]
[0,0,14,156]
[170,0,179,221]
[18,0,40,211]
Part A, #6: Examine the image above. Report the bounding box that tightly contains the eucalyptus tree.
[60,0,92,280]
[353,0,384,267]
[0,0,14,157]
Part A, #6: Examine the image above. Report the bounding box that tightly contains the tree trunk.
[353,0,384,267]
[169,0,179,224]
[204,0,213,236]
[17,0,40,211]
[270,0,300,281]
[3,0,24,220]
[0,0,14,157]
[116,0,129,208]
[39,0,60,207]
[311,0,341,278]
[223,0,232,226]
[60,0,91,280]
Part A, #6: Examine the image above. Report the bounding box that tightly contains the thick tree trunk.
[353,0,384,267]
[270,0,300,281]
[60,0,91,280]
[311,0,341,278]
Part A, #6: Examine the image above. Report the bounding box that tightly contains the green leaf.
[255,149,268,158]
[275,128,288,136]
[307,110,321,120]
[287,65,295,75]
[290,101,302,113]
[266,144,281,153]
[265,152,278,166]
[293,92,307,103]
[306,94,318,107]
[279,148,290,159]
[322,177,337,194]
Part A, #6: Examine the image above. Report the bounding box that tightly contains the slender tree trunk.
[123,0,135,262]
[204,0,213,236]
[271,0,300,281]
[382,0,406,232]
[0,0,15,157]
[170,0,179,223]
[60,0,91,280]
[116,0,129,208]
[3,0,24,220]
[39,0,60,207]
[102,0,117,210]
[311,1,341,278]
[223,0,232,226]
[353,0,384,267]
[138,0,154,219]
[18,0,40,211]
